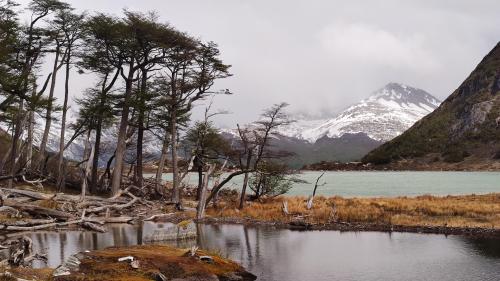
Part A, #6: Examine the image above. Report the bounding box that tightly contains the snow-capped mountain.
[221,83,440,167]
[279,83,441,142]
[1,82,440,167]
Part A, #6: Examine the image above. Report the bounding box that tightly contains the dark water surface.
[2,222,499,281]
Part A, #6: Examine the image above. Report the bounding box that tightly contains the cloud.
[12,0,500,127]
[318,22,439,71]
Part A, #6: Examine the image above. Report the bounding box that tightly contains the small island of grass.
[1,245,256,281]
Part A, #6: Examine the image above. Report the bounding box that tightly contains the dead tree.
[196,164,216,220]
[307,172,326,210]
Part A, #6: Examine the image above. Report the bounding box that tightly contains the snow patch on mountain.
[278,83,440,142]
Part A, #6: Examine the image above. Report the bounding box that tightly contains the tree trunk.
[25,82,38,172]
[111,66,134,195]
[90,72,114,193]
[135,122,144,187]
[255,177,263,199]
[0,146,12,174]
[7,101,24,188]
[195,159,203,201]
[37,45,61,172]
[170,109,180,206]
[239,152,253,209]
[99,153,115,190]
[56,48,71,191]
[81,131,94,199]
[90,117,102,193]
[239,172,250,209]
[205,170,248,206]
[307,172,325,210]
[196,164,215,220]
[135,69,147,188]
[155,132,169,190]
[26,110,34,172]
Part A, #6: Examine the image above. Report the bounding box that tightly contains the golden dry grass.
[206,193,500,229]
[0,267,53,281]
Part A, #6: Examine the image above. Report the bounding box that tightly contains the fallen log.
[22,175,46,190]
[0,188,115,203]
[0,173,24,182]
[0,217,109,232]
[0,219,56,227]
[0,220,80,231]
[81,221,106,233]
[23,252,48,264]
[0,188,53,200]
[144,213,175,221]
[98,216,134,224]
[0,206,20,216]
[4,200,73,220]
[83,216,133,224]
[9,236,32,266]
[86,191,139,214]
[76,198,129,209]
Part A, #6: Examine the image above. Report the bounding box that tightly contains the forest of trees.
[0,0,297,216]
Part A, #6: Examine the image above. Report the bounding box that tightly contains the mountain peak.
[274,83,440,143]
[368,83,441,109]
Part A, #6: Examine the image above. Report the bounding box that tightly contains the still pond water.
[3,222,499,281]
[152,171,500,197]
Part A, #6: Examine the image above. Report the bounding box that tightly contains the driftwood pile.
[0,235,48,268]
[0,186,151,234]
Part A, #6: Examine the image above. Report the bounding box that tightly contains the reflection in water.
[459,237,500,259]
[1,223,499,281]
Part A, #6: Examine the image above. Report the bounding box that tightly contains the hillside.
[268,133,382,168]
[363,42,500,169]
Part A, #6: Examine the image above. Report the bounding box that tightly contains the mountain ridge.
[1,82,442,168]
[363,42,500,168]
[222,83,440,167]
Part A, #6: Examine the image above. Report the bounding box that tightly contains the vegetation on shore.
[0,0,299,221]
[203,193,500,231]
[302,158,500,171]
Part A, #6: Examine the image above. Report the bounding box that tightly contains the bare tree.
[206,102,294,207]
[307,172,326,209]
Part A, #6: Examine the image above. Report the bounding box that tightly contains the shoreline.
[197,217,500,238]
[301,160,500,172]
[193,193,500,239]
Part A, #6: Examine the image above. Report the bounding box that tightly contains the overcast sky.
[16,0,500,127]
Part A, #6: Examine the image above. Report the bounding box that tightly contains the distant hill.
[363,42,500,170]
